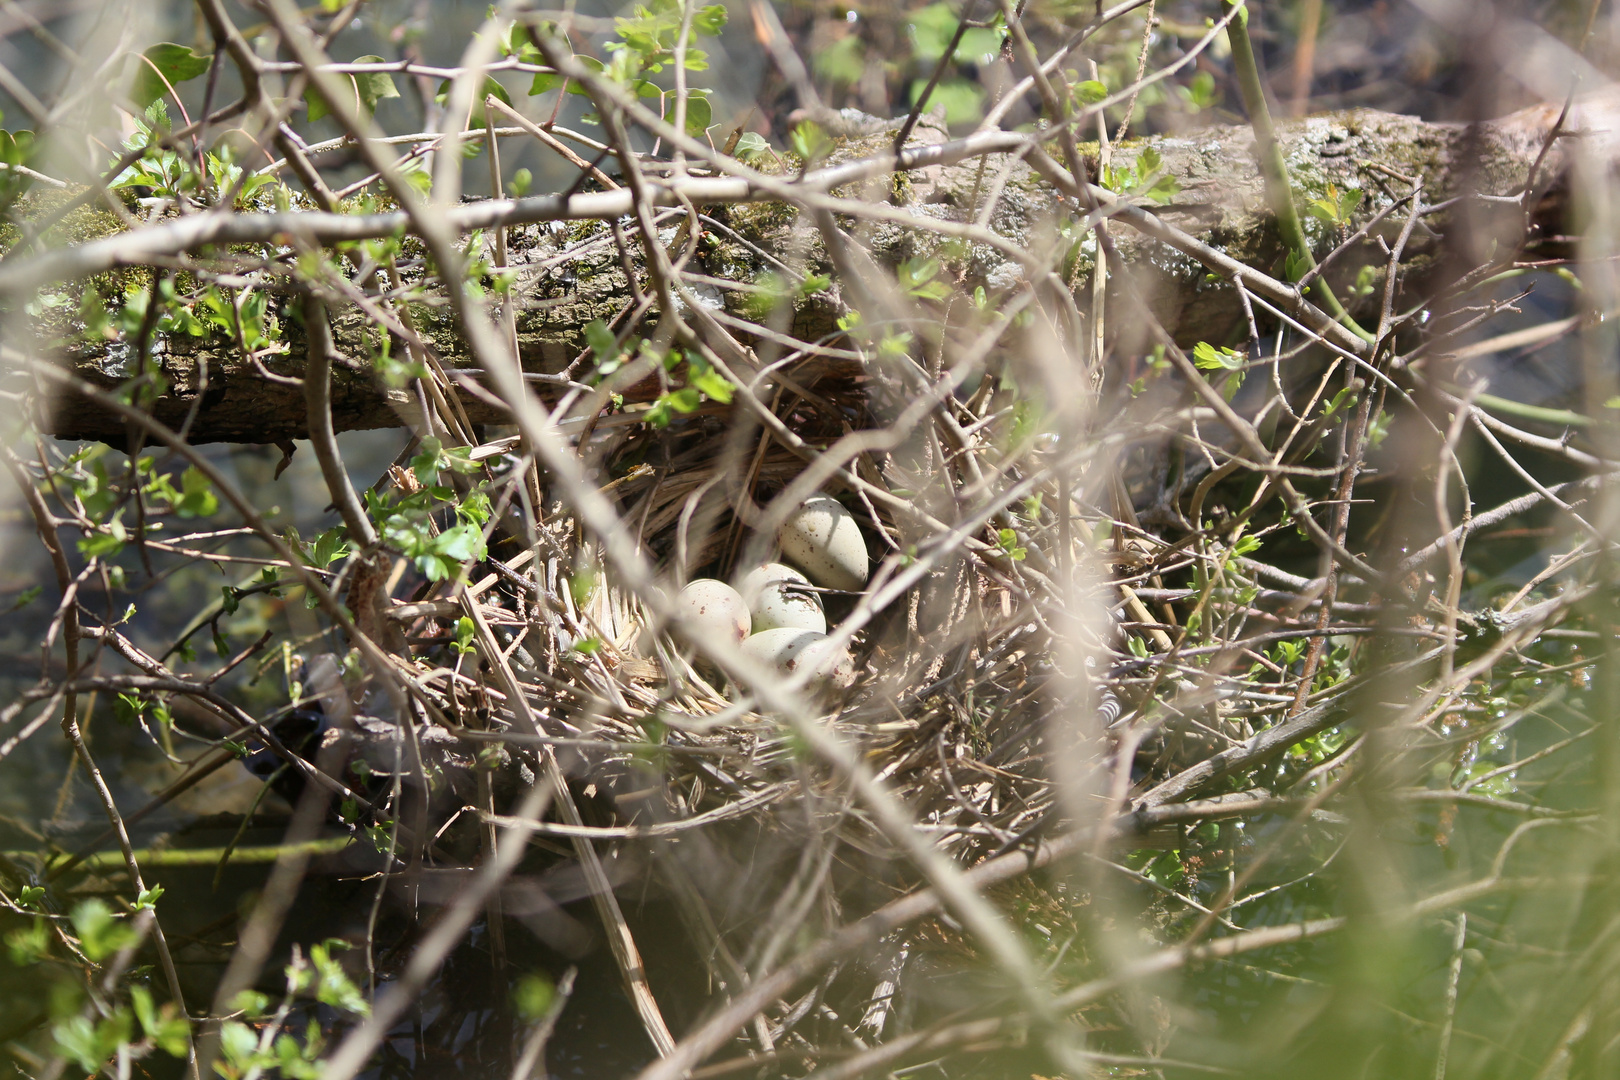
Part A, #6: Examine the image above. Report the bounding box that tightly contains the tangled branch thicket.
[3,0,1620,1077]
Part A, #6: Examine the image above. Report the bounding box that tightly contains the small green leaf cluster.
[457,230,519,298]
[52,448,223,561]
[583,322,735,427]
[141,462,221,520]
[521,1,727,136]
[366,438,491,582]
[288,525,354,572]
[898,256,951,301]
[1305,183,1362,230]
[834,307,927,363]
[995,527,1027,561]
[788,121,831,167]
[645,352,734,428]
[1128,344,1174,398]
[112,103,281,208]
[1125,847,1186,889]
[215,941,371,1080]
[1193,340,1246,400]
[308,56,400,123]
[1,895,193,1075]
[1102,146,1180,205]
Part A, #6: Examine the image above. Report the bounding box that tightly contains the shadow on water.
[0,433,689,1078]
[6,808,693,1078]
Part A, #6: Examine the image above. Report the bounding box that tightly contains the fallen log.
[5,93,1605,445]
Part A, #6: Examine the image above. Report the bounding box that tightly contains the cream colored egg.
[778,496,869,592]
[740,628,856,688]
[739,562,826,634]
[676,578,749,648]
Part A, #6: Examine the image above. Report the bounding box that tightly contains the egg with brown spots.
[778,496,869,593]
[676,579,749,649]
[740,628,856,688]
[740,562,826,634]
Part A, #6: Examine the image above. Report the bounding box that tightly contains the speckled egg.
[739,562,826,634]
[777,496,869,593]
[740,628,856,688]
[676,578,749,649]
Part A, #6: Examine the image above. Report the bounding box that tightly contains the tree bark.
[8,94,1596,446]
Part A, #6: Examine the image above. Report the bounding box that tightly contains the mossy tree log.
[6,95,1596,446]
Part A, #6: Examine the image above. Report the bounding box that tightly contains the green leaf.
[305,58,399,122]
[585,319,624,374]
[668,386,702,413]
[681,93,712,136]
[229,990,271,1019]
[130,986,191,1058]
[898,255,951,300]
[812,35,864,85]
[130,43,213,110]
[5,917,48,966]
[433,75,511,128]
[913,77,984,125]
[1193,341,1243,371]
[1322,385,1358,418]
[513,973,555,1020]
[689,362,734,403]
[174,466,219,518]
[423,523,487,578]
[312,526,351,568]
[732,130,770,161]
[1284,248,1312,282]
[1073,79,1108,105]
[565,54,607,95]
[788,121,829,164]
[53,1012,132,1074]
[310,941,371,1016]
[0,129,33,168]
[217,1020,262,1073]
[694,4,728,35]
[995,528,1027,561]
[72,898,137,961]
[453,616,477,654]
[1179,70,1217,111]
[1338,185,1362,222]
[78,515,128,559]
[412,436,446,486]
[646,386,702,428]
[1350,263,1377,298]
